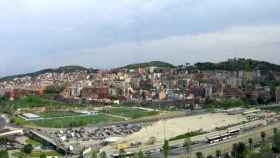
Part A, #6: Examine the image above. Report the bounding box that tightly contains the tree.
[224,153,232,158]
[248,138,253,151]
[119,149,126,158]
[260,144,273,158]
[183,138,191,158]
[236,142,247,158]
[99,151,107,158]
[232,142,246,158]
[136,150,145,158]
[215,150,221,158]
[273,128,278,135]
[231,143,238,158]
[206,155,213,158]
[0,150,9,158]
[272,131,280,154]
[91,150,97,158]
[196,152,204,158]
[22,144,33,154]
[40,153,47,158]
[163,140,169,158]
[261,131,266,145]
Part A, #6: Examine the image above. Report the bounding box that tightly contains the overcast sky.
[1,0,280,76]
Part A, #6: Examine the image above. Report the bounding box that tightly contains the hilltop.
[192,58,280,72]
[121,61,176,69]
[0,65,96,81]
[1,58,280,81]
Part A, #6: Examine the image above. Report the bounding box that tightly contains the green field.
[101,107,159,119]
[25,138,43,147]
[14,117,35,127]
[30,114,123,128]
[39,111,81,118]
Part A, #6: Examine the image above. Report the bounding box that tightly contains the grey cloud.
[1,0,280,76]
[24,25,280,71]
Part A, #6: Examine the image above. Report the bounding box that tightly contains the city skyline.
[1,0,280,76]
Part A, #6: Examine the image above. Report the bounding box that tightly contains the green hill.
[122,61,175,69]
[0,65,97,81]
[194,58,280,72]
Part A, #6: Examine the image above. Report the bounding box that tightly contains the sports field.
[15,106,160,128]
[31,114,124,128]
[15,113,124,128]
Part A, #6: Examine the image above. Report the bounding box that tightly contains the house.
[222,88,245,99]
[5,88,42,101]
[63,87,81,98]
[0,89,7,97]
[80,87,110,100]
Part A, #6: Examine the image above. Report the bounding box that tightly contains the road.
[147,121,280,158]
[106,120,280,158]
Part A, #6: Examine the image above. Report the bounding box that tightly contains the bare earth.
[118,113,246,144]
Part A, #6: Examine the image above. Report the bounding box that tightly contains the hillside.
[193,58,280,72]
[0,65,96,81]
[1,58,280,81]
[122,61,176,69]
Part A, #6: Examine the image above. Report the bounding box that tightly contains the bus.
[111,151,135,158]
[206,128,240,144]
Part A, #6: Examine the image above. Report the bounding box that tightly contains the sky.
[0,0,280,76]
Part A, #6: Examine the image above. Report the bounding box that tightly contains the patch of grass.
[30,150,63,157]
[12,150,63,158]
[26,138,43,147]
[169,131,207,141]
[12,151,26,158]
[31,114,123,128]
[205,99,249,109]
[14,117,36,127]
[261,107,280,112]
[39,111,81,118]
[101,107,159,119]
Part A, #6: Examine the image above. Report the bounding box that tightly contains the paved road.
[147,121,280,158]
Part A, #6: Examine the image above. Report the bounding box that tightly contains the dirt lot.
[118,113,246,144]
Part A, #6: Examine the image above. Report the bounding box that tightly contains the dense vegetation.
[122,61,176,69]
[169,131,206,141]
[205,98,249,109]
[193,58,280,72]
[0,150,9,158]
